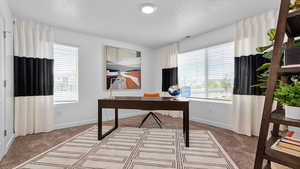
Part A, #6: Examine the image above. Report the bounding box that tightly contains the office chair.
[139,93,163,128]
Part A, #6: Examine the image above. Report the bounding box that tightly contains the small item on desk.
[168,85,181,97]
[144,93,160,97]
[171,97,189,101]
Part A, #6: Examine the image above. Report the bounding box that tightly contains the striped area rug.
[14,126,239,169]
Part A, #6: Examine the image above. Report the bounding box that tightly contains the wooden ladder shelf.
[254,0,300,169]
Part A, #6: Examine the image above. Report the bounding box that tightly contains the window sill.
[54,101,78,105]
[187,98,232,104]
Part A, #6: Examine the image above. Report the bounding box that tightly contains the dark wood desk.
[98,96,190,147]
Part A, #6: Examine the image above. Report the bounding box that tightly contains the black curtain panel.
[162,67,178,92]
[14,56,54,97]
[233,54,269,95]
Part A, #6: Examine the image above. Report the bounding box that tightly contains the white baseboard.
[111,112,144,119]
[5,134,15,154]
[55,119,98,130]
[191,117,232,130]
[55,113,231,131]
[0,152,3,161]
[0,134,15,161]
[55,112,144,130]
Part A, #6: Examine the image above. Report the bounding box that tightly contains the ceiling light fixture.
[141,3,157,14]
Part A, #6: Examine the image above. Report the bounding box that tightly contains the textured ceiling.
[8,0,280,48]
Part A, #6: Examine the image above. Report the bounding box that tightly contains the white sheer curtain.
[235,10,278,57]
[159,43,182,118]
[160,43,178,69]
[14,19,55,136]
[232,10,278,136]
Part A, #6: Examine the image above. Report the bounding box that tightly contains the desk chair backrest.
[144,93,160,97]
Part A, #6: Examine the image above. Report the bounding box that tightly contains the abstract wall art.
[105,46,142,90]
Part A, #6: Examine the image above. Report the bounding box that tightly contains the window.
[178,42,234,100]
[54,44,78,103]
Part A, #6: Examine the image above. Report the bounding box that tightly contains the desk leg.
[184,105,189,147]
[99,108,119,140]
[115,108,118,128]
[183,110,186,138]
[98,106,102,140]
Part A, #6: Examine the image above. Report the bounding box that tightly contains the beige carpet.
[14,126,239,169]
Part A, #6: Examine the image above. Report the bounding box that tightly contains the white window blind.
[207,42,234,99]
[54,44,78,103]
[178,42,234,100]
[178,49,206,98]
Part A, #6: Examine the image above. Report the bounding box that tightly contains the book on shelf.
[271,130,300,157]
[280,137,300,146]
[272,140,300,157]
[278,140,300,152]
[271,131,300,157]
[285,130,300,141]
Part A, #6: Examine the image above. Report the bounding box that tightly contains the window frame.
[53,43,79,104]
[178,41,234,101]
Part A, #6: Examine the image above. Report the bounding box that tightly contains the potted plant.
[274,77,300,120]
[290,0,300,10]
[254,28,300,89]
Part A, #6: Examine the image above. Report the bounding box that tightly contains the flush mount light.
[141,3,157,14]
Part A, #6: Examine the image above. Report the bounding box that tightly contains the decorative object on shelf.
[285,47,300,65]
[105,46,142,90]
[168,85,181,97]
[285,106,300,120]
[274,78,300,120]
[286,8,300,65]
[287,9,300,38]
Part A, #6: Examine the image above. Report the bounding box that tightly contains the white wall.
[0,13,5,160]
[0,0,12,22]
[54,28,156,129]
[179,25,234,53]
[190,100,232,129]
[3,19,14,156]
[0,0,14,160]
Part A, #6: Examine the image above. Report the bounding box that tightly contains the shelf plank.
[278,66,300,75]
[288,9,300,18]
[270,109,300,128]
[264,136,300,168]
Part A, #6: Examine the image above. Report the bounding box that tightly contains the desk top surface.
[99,96,189,102]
